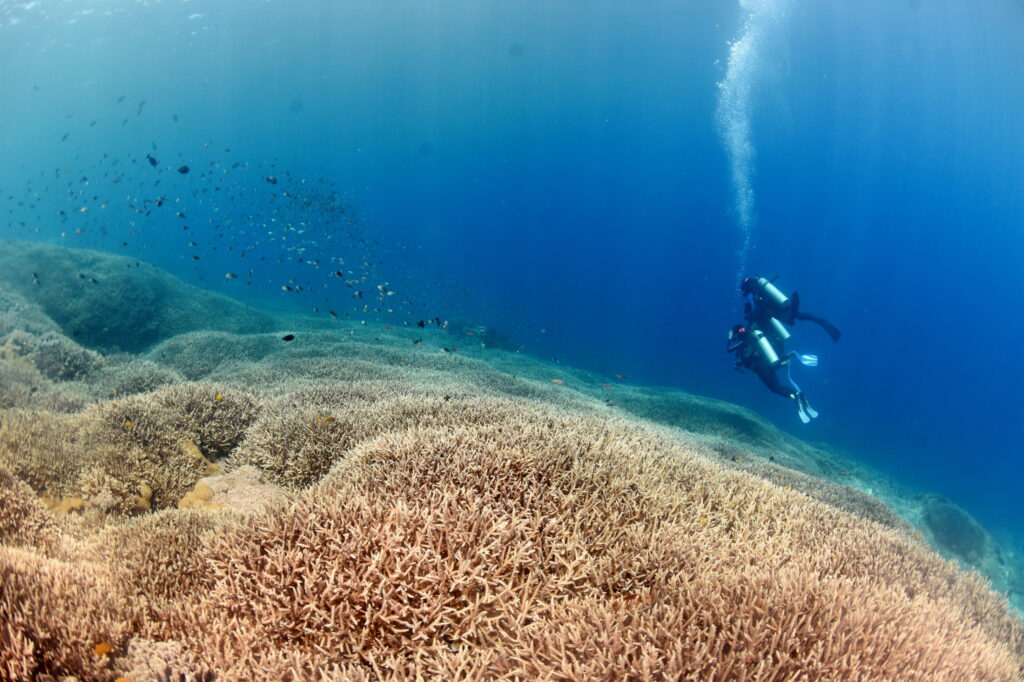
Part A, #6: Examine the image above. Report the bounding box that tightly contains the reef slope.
[1,242,1022,681]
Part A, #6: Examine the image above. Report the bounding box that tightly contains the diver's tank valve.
[751,328,781,367]
[756,276,789,308]
[769,316,791,341]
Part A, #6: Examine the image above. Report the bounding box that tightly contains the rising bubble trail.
[716,0,795,285]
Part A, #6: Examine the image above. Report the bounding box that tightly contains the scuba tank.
[754,276,789,308]
[751,327,781,367]
[768,316,791,341]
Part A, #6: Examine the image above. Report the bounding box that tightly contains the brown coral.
[170,418,1023,680]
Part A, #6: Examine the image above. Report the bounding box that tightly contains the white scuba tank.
[769,316,791,341]
[756,276,789,308]
[751,328,781,367]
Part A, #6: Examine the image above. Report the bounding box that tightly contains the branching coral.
[167,419,1024,680]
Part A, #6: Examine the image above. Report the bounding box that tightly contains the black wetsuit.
[728,330,794,399]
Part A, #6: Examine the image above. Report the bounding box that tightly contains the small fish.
[328,310,338,319]
[173,114,179,122]
[123,420,134,429]
[224,272,238,279]
[93,642,112,656]
[413,339,422,345]
[333,270,344,277]
[61,133,69,142]
[417,320,426,328]
[615,374,628,381]
[177,165,190,174]
[281,285,293,292]
[550,379,565,385]
[213,394,223,402]
[282,334,295,342]
[265,175,278,184]
[176,211,186,218]
[146,154,158,167]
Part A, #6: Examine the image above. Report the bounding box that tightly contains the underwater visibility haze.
[1,0,1024,678]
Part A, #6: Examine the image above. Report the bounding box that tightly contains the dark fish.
[413,339,422,345]
[265,176,278,185]
[333,270,343,277]
[117,95,126,103]
[146,154,158,167]
[176,211,186,218]
[282,334,295,342]
[328,310,338,319]
[173,114,179,123]
[61,133,69,141]
[417,320,426,328]
[177,166,190,174]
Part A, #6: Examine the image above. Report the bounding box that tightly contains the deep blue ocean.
[1,0,1022,537]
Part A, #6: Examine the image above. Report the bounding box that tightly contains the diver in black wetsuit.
[727,323,818,423]
[741,275,842,343]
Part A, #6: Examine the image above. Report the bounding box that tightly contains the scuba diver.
[727,323,819,424]
[741,275,842,343]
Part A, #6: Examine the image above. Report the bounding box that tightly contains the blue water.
[1,0,1022,536]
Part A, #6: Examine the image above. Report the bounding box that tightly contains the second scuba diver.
[727,323,819,424]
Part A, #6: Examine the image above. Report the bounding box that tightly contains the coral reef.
[1,243,1023,680]
[0,240,277,352]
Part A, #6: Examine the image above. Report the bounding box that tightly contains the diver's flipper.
[797,403,811,424]
[797,353,818,367]
[796,392,818,419]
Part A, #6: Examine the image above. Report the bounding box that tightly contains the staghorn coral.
[0,546,134,681]
[24,331,104,382]
[0,409,81,499]
[89,355,185,398]
[0,358,87,412]
[0,381,260,516]
[0,243,1022,679]
[163,418,1024,680]
[227,383,560,489]
[67,382,260,512]
[0,468,62,555]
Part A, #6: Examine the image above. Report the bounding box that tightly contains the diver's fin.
[796,392,818,419]
[821,320,842,343]
[798,353,818,367]
[797,404,811,424]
